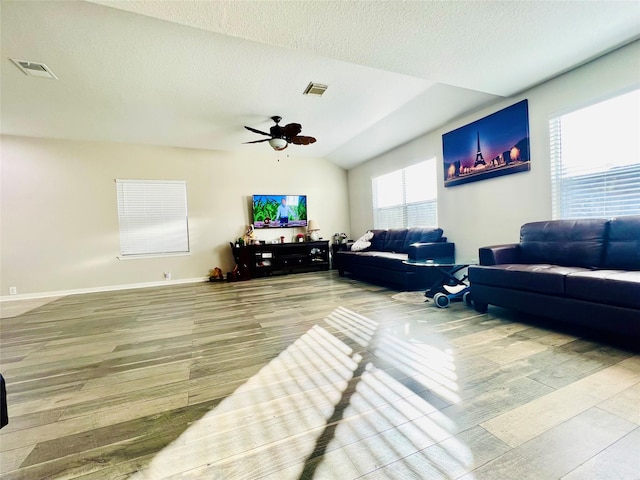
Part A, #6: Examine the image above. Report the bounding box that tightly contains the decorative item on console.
[333,233,348,244]
[307,220,320,241]
[243,224,257,245]
[296,233,305,242]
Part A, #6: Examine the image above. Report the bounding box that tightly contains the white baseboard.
[0,277,210,302]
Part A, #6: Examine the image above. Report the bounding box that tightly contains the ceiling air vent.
[10,59,58,79]
[303,82,328,97]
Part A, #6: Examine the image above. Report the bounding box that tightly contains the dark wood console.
[231,241,330,279]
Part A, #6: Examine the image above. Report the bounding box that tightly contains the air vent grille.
[303,82,328,97]
[10,59,58,79]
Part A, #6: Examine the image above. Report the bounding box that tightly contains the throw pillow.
[351,231,374,252]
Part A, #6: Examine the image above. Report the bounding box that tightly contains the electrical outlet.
[9,286,17,295]
[163,272,171,280]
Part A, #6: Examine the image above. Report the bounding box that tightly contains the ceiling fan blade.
[243,138,271,144]
[290,135,317,145]
[244,126,272,136]
[282,123,302,137]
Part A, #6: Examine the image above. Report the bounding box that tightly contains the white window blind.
[372,159,437,229]
[550,88,640,219]
[116,179,190,256]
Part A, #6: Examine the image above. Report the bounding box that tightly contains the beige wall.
[0,137,349,297]
[3,41,638,297]
[348,40,640,260]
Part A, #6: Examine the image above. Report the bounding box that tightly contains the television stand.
[231,241,330,279]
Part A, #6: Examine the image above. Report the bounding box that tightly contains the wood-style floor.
[0,271,638,479]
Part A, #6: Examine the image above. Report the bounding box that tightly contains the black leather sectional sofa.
[469,216,640,338]
[335,227,455,291]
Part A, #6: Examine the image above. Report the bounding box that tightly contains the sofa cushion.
[469,264,590,296]
[565,270,640,310]
[603,215,640,270]
[351,231,374,252]
[364,251,411,271]
[403,227,443,251]
[340,251,410,271]
[369,229,388,251]
[382,229,409,253]
[519,219,608,268]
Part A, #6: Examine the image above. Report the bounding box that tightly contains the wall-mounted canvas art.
[442,99,530,187]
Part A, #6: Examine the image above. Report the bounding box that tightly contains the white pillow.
[351,231,374,252]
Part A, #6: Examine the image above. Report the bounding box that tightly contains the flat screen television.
[252,195,307,228]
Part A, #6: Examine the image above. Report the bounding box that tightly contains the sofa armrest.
[479,244,521,265]
[408,242,455,263]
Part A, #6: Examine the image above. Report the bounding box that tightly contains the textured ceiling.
[2,1,639,169]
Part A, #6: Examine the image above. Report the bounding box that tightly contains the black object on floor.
[0,373,8,429]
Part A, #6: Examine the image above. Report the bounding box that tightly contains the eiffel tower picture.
[443,99,530,187]
[474,131,486,167]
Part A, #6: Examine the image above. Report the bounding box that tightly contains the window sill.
[117,252,191,261]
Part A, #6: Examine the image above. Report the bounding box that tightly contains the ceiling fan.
[244,116,317,151]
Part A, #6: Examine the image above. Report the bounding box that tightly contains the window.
[550,88,640,219]
[372,159,437,228]
[116,179,189,257]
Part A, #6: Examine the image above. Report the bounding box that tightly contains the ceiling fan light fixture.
[269,138,288,150]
